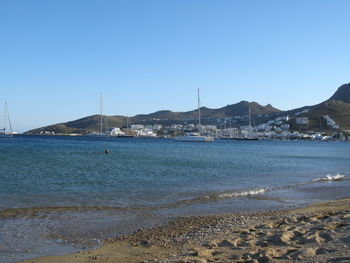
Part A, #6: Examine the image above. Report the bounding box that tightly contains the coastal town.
[99,113,349,141]
[39,110,349,141]
[27,83,350,141]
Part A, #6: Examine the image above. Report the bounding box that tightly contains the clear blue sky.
[1,0,349,132]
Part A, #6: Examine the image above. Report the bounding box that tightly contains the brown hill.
[286,83,350,131]
[25,101,280,134]
[328,83,350,104]
[25,115,127,135]
[293,101,350,131]
[24,82,350,134]
[131,101,281,125]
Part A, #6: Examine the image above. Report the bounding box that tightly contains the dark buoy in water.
[104,149,109,154]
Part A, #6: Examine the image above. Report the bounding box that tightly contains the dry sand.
[20,198,350,263]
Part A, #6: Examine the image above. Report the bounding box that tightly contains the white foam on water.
[217,187,268,198]
[312,173,345,182]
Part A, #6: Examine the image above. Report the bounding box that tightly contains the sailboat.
[175,89,214,142]
[86,93,110,137]
[0,102,13,138]
[235,104,259,140]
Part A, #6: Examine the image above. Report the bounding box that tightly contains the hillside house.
[296,117,309,125]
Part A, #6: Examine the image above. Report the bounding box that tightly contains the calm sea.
[1,135,349,262]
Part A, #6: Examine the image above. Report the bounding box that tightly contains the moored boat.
[175,132,214,142]
[0,102,13,138]
[175,89,214,142]
[86,93,110,137]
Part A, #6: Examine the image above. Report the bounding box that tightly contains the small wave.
[217,188,268,198]
[312,173,345,182]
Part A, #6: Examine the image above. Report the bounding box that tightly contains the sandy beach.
[19,198,350,263]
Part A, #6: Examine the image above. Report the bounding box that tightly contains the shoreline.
[14,133,350,142]
[19,197,350,263]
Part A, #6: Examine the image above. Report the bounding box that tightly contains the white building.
[153,124,163,131]
[137,128,157,137]
[171,124,183,130]
[131,124,144,130]
[110,127,124,136]
[290,131,301,139]
[323,115,339,129]
[184,124,195,131]
[240,125,255,133]
[202,125,217,131]
[256,123,269,132]
[296,117,309,125]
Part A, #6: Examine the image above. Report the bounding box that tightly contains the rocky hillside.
[328,83,350,104]
[130,101,281,125]
[25,101,280,134]
[25,83,350,134]
[286,83,350,131]
[25,115,127,135]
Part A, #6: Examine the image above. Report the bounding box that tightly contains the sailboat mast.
[3,103,6,131]
[6,103,12,133]
[100,92,103,134]
[248,104,251,128]
[198,88,201,127]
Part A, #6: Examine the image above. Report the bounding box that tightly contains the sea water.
[0,136,349,262]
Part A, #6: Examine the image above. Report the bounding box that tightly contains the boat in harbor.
[86,93,110,137]
[235,104,259,140]
[175,132,214,142]
[175,89,214,142]
[0,102,13,138]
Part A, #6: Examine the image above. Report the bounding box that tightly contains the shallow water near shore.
[0,135,349,262]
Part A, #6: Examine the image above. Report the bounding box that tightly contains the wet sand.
[20,198,350,263]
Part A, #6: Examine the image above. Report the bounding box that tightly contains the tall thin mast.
[100,92,103,134]
[3,103,6,130]
[248,104,251,128]
[198,88,201,127]
[6,103,12,133]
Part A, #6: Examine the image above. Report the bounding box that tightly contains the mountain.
[25,115,127,135]
[24,83,350,134]
[309,100,350,129]
[130,101,281,125]
[64,115,127,131]
[25,101,280,134]
[327,83,350,103]
[285,83,350,130]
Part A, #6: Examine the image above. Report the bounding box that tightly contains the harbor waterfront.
[1,135,350,262]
